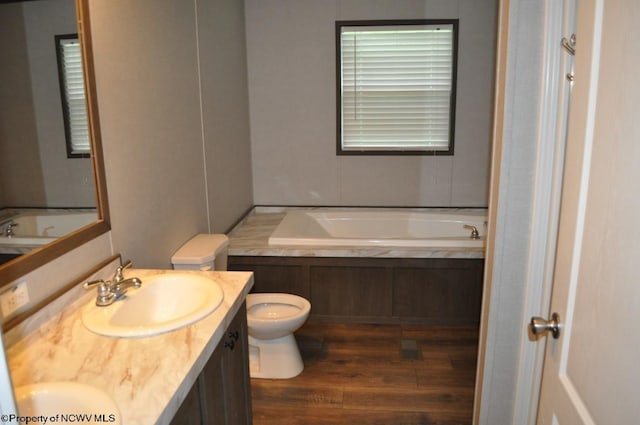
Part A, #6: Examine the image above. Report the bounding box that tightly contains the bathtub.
[268,209,487,248]
[0,209,97,253]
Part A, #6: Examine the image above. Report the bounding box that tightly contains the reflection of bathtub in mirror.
[0,209,97,258]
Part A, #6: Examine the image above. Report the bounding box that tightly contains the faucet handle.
[114,260,133,282]
[83,279,107,289]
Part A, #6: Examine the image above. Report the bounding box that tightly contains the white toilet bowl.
[246,293,311,379]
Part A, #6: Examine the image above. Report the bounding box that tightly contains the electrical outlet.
[0,280,30,317]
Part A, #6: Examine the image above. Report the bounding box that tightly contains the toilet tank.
[171,234,229,271]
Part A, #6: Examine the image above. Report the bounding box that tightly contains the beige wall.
[245,0,497,207]
[198,0,254,233]
[0,4,43,208]
[90,0,253,268]
[0,0,94,208]
[22,0,95,208]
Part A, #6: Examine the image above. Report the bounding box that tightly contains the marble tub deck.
[228,208,486,259]
[6,267,254,425]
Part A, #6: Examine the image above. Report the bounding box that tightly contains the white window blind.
[58,37,91,156]
[339,23,456,152]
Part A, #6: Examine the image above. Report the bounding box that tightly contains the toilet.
[171,234,312,379]
[246,292,310,379]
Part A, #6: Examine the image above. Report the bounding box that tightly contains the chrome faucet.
[463,224,480,240]
[83,260,142,306]
[1,221,18,237]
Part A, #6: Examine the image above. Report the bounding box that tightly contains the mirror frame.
[0,0,110,285]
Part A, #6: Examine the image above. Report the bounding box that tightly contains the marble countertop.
[228,207,485,259]
[6,268,254,425]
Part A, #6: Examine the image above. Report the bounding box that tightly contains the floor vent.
[400,339,422,360]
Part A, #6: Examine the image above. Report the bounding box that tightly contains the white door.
[535,0,640,423]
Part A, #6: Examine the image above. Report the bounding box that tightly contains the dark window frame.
[335,19,459,156]
[55,33,90,159]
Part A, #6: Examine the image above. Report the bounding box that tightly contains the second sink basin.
[15,381,121,424]
[82,273,224,337]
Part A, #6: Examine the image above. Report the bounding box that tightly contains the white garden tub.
[0,209,97,252]
[268,209,487,248]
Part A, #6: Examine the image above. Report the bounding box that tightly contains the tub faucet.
[463,224,480,239]
[2,221,18,237]
[83,260,142,306]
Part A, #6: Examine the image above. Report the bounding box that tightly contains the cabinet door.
[220,304,253,424]
[171,304,252,425]
[200,341,226,425]
[201,304,253,425]
[170,378,203,425]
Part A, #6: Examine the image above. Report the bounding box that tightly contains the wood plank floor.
[251,322,479,425]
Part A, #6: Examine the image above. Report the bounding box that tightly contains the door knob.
[529,312,561,339]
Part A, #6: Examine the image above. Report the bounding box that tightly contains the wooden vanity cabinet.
[172,382,202,424]
[171,304,253,425]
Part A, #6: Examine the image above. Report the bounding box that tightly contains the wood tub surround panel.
[229,256,484,325]
[392,261,484,324]
[241,262,310,299]
[311,265,393,318]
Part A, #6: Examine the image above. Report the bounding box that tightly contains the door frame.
[474,0,568,423]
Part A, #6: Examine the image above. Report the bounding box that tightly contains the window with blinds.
[55,34,91,158]
[336,20,458,155]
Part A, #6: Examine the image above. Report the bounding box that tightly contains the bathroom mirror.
[0,0,110,284]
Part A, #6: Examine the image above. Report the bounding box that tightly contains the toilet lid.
[171,234,229,265]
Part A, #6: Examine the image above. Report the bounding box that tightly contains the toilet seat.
[247,293,309,308]
[246,293,310,340]
[247,293,310,320]
[249,302,301,320]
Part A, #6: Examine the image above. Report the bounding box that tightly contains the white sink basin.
[15,382,121,424]
[82,273,224,337]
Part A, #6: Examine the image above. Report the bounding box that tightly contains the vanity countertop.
[6,268,254,425]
